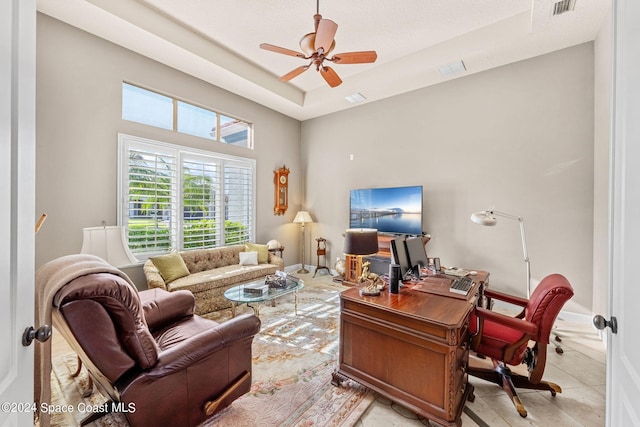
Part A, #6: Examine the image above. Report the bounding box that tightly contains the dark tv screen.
[349,185,423,235]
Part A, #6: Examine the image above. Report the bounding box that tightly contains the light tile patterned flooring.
[355,317,606,427]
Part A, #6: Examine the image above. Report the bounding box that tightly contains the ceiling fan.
[259,0,377,88]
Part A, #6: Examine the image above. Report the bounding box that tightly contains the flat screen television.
[349,185,423,235]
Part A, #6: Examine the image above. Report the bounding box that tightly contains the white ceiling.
[37,0,610,121]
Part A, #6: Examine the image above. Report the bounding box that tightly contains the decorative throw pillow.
[150,252,190,283]
[245,242,269,264]
[239,251,258,266]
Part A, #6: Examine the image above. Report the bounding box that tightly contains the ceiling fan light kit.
[259,0,377,88]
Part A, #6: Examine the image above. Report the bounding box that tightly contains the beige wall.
[303,43,596,316]
[35,14,302,286]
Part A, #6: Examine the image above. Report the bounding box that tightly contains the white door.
[0,0,37,425]
[605,0,640,425]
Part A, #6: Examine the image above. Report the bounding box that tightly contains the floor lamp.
[293,211,313,274]
[343,228,379,284]
[470,209,531,297]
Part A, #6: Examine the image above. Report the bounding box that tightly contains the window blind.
[118,134,255,258]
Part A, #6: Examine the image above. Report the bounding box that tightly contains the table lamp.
[470,208,530,297]
[81,224,138,268]
[343,228,378,284]
[293,211,313,274]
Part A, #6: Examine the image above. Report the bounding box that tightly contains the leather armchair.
[467,273,574,418]
[52,271,261,426]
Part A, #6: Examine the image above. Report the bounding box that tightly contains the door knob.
[22,325,52,346]
[593,315,617,334]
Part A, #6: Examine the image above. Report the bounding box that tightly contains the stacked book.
[243,282,269,296]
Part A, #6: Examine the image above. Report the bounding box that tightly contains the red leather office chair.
[49,266,260,426]
[467,273,574,418]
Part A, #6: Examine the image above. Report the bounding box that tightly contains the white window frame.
[117,133,256,259]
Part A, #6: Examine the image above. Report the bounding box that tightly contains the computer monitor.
[405,236,429,278]
[390,236,412,280]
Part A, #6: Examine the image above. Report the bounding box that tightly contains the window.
[118,134,255,258]
[122,83,173,130]
[219,114,250,146]
[122,83,253,148]
[177,101,216,140]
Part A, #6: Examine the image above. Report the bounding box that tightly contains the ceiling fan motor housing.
[299,32,335,56]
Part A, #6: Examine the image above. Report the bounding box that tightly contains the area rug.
[47,274,374,426]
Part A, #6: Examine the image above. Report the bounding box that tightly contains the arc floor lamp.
[471,208,565,353]
[470,208,531,297]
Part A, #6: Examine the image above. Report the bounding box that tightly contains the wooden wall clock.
[273,166,290,215]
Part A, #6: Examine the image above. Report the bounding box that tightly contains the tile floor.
[355,317,606,426]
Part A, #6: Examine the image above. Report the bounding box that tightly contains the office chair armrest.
[475,307,538,337]
[483,288,528,308]
[140,288,195,331]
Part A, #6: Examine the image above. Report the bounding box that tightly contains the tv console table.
[331,272,488,427]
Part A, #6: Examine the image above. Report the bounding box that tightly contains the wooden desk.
[332,272,489,427]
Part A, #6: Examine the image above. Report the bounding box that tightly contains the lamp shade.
[293,211,313,224]
[81,225,138,267]
[470,211,498,226]
[343,228,378,256]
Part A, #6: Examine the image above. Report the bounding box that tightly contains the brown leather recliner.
[52,271,260,427]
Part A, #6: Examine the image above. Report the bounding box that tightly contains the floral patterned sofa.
[143,244,284,315]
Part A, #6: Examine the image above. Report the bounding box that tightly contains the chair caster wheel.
[555,346,564,354]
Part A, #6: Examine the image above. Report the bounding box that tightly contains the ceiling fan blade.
[260,43,305,58]
[320,66,342,88]
[314,19,338,52]
[332,51,378,64]
[279,65,309,82]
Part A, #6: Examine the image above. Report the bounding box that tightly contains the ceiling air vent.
[553,0,576,16]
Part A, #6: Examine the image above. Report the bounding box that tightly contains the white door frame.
[0,0,37,425]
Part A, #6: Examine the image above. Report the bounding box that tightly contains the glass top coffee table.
[224,276,304,317]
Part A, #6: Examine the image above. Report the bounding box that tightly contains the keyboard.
[450,276,474,295]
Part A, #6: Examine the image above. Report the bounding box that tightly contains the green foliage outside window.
[128,219,248,252]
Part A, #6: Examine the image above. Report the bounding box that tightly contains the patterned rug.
[48,274,374,426]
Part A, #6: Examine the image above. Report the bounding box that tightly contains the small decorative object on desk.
[359,280,381,296]
[358,261,384,294]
